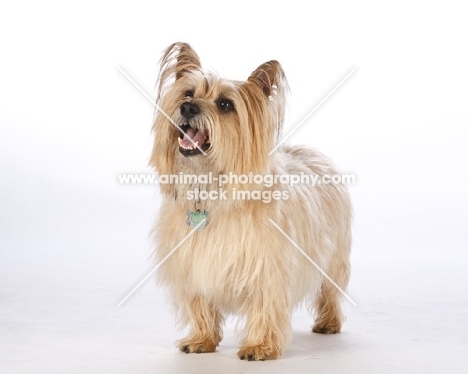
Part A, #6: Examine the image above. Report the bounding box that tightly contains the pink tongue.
[180,128,206,148]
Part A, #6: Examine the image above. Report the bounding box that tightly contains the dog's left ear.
[247,60,287,140]
[247,60,286,98]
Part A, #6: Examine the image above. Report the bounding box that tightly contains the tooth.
[178,137,182,145]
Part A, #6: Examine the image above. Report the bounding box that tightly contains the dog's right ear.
[156,43,201,102]
[174,43,202,80]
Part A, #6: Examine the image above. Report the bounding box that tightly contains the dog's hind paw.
[312,322,341,334]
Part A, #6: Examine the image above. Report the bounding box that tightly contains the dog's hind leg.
[312,249,350,334]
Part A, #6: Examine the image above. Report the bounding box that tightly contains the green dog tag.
[186,210,209,229]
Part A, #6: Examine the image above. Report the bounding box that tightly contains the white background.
[1,1,467,373]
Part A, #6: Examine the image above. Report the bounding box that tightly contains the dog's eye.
[184,90,194,98]
[217,98,234,113]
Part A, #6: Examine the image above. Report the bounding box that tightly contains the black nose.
[180,102,200,119]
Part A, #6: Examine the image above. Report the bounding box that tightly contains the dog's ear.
[156,42,202,102]
[174,43,202,80]
[247,60,286,98]
[245,60,288,147]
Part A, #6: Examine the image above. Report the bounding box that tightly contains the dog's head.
[150,42,287,182]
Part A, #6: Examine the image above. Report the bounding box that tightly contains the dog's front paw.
[237,345,280,361]
[178,338,218,354]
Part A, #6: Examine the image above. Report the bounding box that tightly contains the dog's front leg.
[238,288,292,361]
[178,296,223,354]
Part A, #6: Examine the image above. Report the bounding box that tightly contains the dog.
[150,42,352,361]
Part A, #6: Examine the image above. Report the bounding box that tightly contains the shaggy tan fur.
[150,43,352,360]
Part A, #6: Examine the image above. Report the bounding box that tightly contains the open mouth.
[178,124,211,156]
